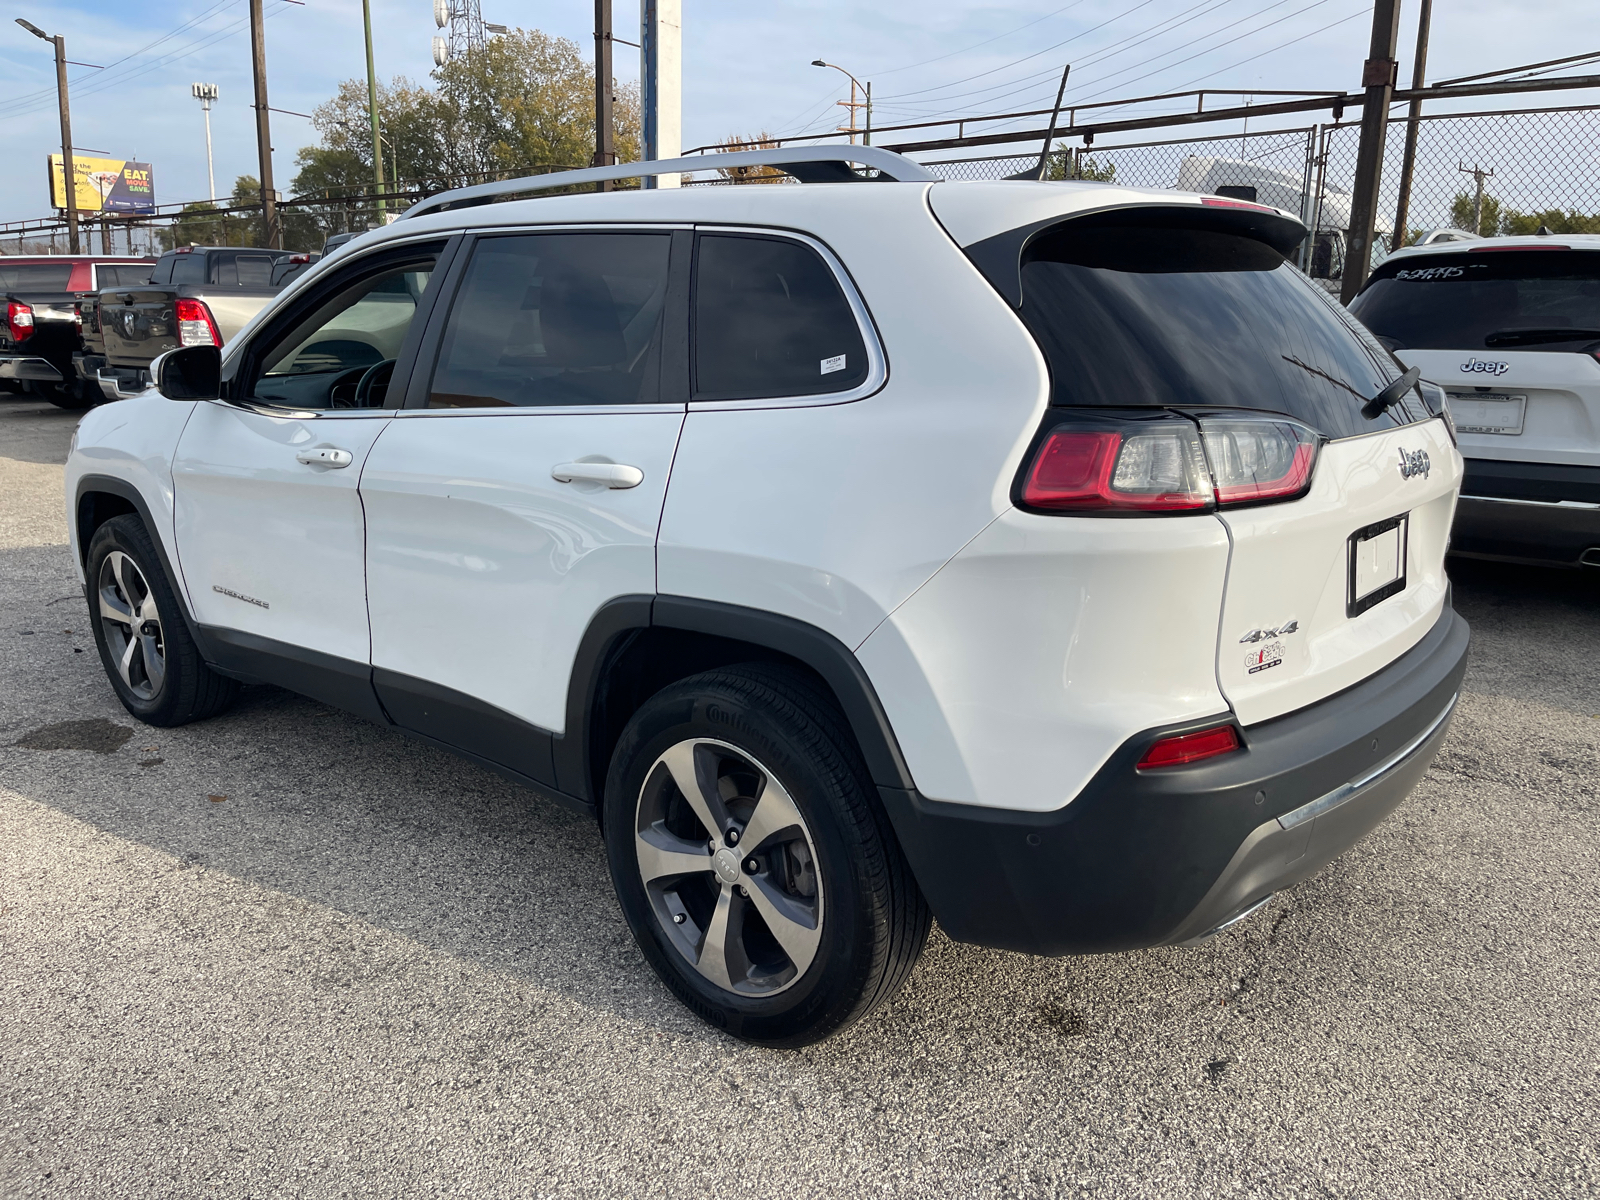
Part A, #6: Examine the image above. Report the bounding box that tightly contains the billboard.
[48,154,156,214]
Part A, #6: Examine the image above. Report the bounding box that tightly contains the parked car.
[1348,234,1600,568]
[65,146,1469,1046]
[0,255,155,407]
[80,245,291,400]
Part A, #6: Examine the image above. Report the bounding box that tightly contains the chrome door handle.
[295,447,353,468]
[551,461,644,489]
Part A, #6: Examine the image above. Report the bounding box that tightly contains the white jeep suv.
[1348,234,1600,568]
[66,147,1470,1046]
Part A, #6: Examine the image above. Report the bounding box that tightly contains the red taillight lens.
[1021,426,1213,512]
[1200,418,1319,507]
[1137,724,1241,769]
[6,300,34,342]
[175,298,221,347]
[1201,196,1279,214]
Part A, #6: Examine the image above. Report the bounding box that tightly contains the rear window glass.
[694,234,869,401]
[170,254,205,285]
[213,253,276,286]
[0,263,72,290]
[1017,215,1426,439]
[96,265,152,288]
[1349,249,1600,352]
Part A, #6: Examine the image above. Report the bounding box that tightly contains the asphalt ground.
[1,395,1596,1199]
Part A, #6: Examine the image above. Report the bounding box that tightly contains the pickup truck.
[80,245,291,399]
[1,255,155,408]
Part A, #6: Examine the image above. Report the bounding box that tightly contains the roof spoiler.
[398,146,940,221]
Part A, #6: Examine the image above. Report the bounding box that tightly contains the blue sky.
[0,0,1590,224]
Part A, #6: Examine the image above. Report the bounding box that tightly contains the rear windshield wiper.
[1484,327,1600,347]
[1362,365,1420,420]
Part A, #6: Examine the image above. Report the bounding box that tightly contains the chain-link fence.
[915,102,1600,287]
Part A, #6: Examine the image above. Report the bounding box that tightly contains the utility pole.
[16,18,79,253]
[1340,0,1402,304]
[192,83,219,201]
[362,0,385,221]
[594,0,615,192]
[812,60,872,148]
[1391,0,1431,249]
[1458,162,1495,234]
[248,0,281,248]
[641,0,681,186]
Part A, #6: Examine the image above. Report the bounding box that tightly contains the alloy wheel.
[635,737,824,996]
[97,550,166,700]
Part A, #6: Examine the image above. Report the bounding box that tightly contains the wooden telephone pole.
[248,0,282,248]
[1341,0,1402,303]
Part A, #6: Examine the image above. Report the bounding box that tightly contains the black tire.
[85,514,239,727]
[603,664,930,1047]
[41,378,94,410]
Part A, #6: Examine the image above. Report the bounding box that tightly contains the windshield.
[0,263,72,290]
[1017,214,1426,438]
[1349,249,1600,353]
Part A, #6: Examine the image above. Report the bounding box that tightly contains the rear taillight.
[1018,413,1321,515]
[6,300,34,343]
[1201,418,1319,506]
[1137,724,1241,769]
[1021,421,1212,512]
[175,298,221,347]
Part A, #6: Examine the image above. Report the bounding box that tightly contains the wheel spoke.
[113,552,142,614]
[138,634,165,692]
[98,585,133,626]
[740,772,805,853]
[117,631,140,686]
[658,740,726,842]
[745,875,822,974]
[635,824,713,883]
[695,883,743,991]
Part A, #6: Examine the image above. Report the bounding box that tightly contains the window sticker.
[820,354,847,375]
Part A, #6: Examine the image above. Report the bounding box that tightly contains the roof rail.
[398,145,939,221]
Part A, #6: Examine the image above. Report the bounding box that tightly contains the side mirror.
[154,345,221,401]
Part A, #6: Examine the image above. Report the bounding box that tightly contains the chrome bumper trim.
[1277,691,1458,832]
[1460,494,1600,511]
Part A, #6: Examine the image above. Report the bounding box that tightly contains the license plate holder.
[1348,514,1408,617]
[1445,392,1526,435]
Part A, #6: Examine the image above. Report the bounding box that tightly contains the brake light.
[1469,243,1569,251]
[175,298,221,347]
[1137,724,1241,769]
[1201,418,1319,506]
[6,300,33,343]
[1201,196,1278,214]
[1021,426,1212,511]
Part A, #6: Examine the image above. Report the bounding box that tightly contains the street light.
[811,59,871,146]
[16,16,80,252]
[191,83,219,201]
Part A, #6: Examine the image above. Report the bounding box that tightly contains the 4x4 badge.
[1398,447,1431,480]
[1239,620,1298,644]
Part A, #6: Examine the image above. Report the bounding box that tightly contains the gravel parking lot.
[2,395,1597,1199]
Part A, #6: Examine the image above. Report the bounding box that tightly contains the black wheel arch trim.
[74,473,208,651]
[556,595,918,805]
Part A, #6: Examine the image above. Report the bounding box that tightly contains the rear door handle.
[551,461,644,489]
[296,447,354,468]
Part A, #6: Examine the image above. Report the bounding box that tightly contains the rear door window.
[1016,211,1426,438]
[0,263,72,290]
[693,233,868,401]
[428,232,671,408]
[1348,249,1600,352]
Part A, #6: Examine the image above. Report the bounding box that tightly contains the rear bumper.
[1452,458,1600,567]
[879,605,1470,956]
[0,355,63,383]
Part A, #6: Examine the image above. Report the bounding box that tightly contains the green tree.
[1044,149,1117,182]
[1499,207,1600,235]
[1449,190,1502,236]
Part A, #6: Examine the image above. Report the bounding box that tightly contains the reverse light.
[6,300,34,343]
[175,298,221,347]
[1020,425,1212,512]
[1137,724,1241,769]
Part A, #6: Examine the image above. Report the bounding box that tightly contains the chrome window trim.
[688,224,888,412]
